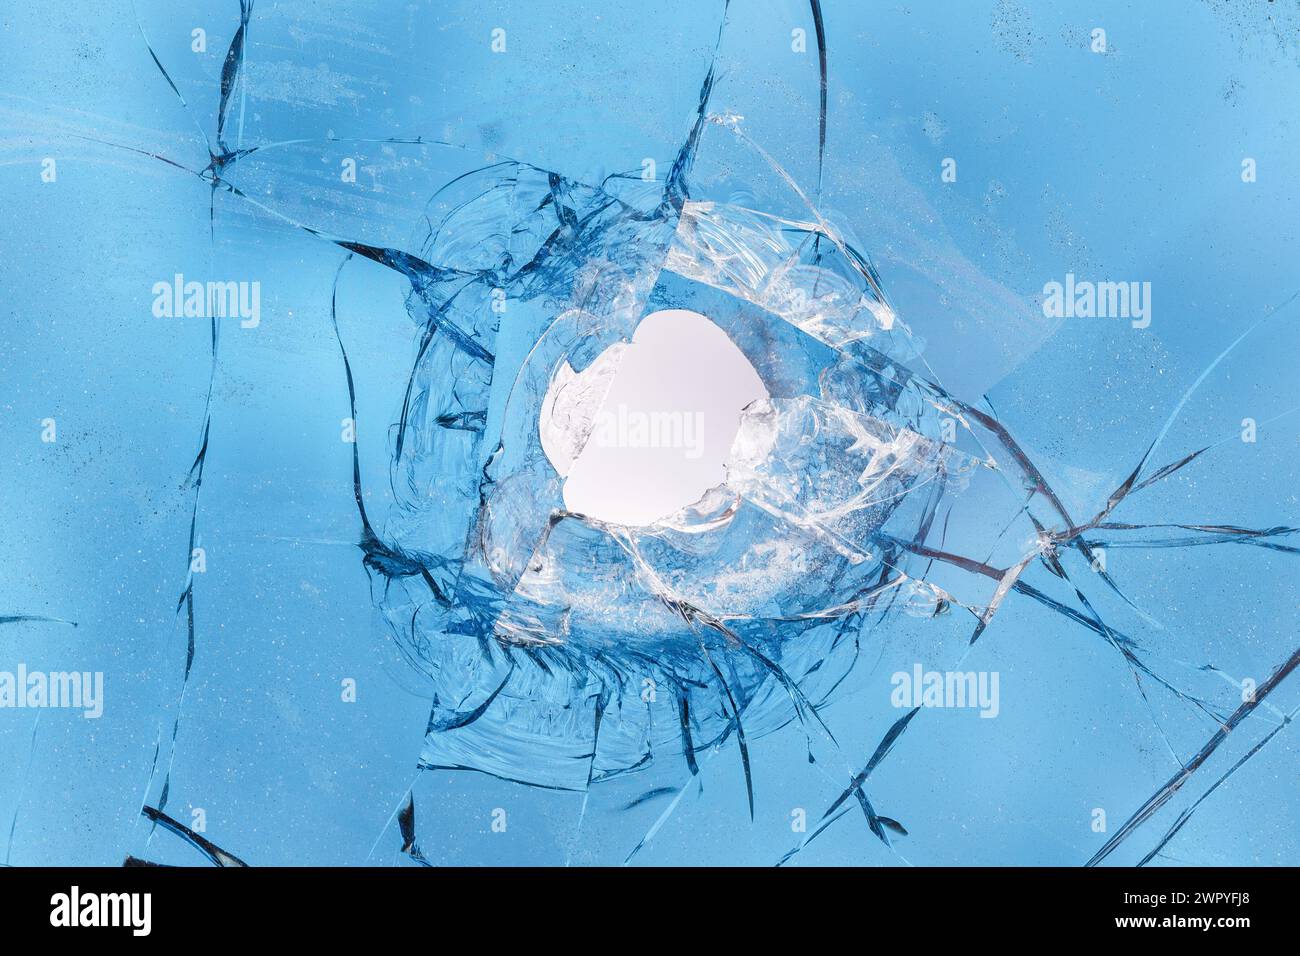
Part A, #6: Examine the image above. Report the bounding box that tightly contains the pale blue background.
[0,0,1297,865]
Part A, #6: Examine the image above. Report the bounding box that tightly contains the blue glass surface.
[1,0,1297,866]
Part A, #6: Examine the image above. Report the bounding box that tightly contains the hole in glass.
[540,308,768,526]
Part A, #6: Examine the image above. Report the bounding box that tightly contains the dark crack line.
[1088,643,1300,866]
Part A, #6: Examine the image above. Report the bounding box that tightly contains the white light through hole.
[540,309,769,526]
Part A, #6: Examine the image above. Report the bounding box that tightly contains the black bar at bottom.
[0,865,1283,940]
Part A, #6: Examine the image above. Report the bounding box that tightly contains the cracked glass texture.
[0,0,1298,867]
